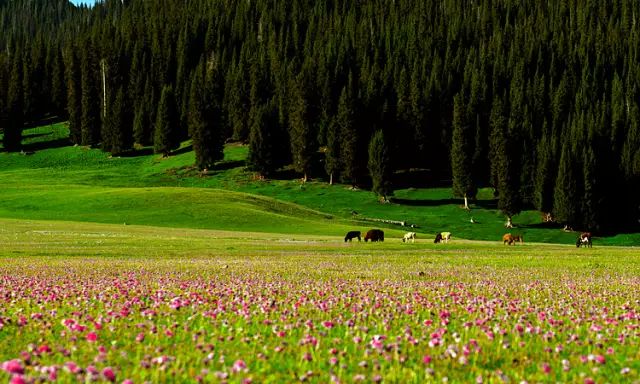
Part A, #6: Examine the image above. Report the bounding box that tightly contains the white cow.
[440,232,451,243]
[402,232,416,243]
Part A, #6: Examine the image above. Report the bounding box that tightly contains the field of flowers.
[1,219,639,383]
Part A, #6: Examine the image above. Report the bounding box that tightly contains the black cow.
[344,231,361,242]
[364,229,384,242]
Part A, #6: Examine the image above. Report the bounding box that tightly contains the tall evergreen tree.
[189,61,223,170]
[4,56,23,152]
[65,48,82,144]
[368,130,393,200]
[553,140,580,228]
[80,42,101,146]
[51,48,67,118]
[324,119,341,185]
[534,130,557,216]
[103,86,131,155]
[248,101,278,176]
[288,75,315,182]
[154,85,180,157]
[336,85,360,186]
[490,96,522,226]
[451,92,476,209]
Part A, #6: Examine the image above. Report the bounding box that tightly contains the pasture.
[1,123,639,382]
[3,123,640,245]
[1,218,639,383]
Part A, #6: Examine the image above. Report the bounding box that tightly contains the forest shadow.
[390,197,459,206]
[172,145,193,156]
[120,147,154,157]
[214,160,245,171]
[22,132,51,140]
[21,137,71,152]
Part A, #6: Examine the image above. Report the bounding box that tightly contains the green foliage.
[553,141,580,226]
[80,41,101,147]
[248,100,279,176]
[103,86,131,155]
[154,85,180,156]
[4,54,23,152]
[368,130,393,199]
[288,74,315,180]
[451,92,477,201]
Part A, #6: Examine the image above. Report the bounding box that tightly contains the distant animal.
[344,231,361,242]
[576,232,592,248]
[512,234,524,244]
[364,229,384,242]
[434,232,451,244]
[503,233,514,245]
[402,232,416,243]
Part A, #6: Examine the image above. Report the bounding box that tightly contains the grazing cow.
[344,231,361,242]
[503,233,514,245]
[402,232,416,243]
[576,232,592,248]
[512,234,524,244]
[434,232,451,244]
[364,229,385,242]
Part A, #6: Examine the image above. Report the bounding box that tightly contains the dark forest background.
[1,0,640,233]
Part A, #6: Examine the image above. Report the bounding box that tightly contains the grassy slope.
[1,122,638,245]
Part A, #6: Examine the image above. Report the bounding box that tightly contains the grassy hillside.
[1,122,638,245]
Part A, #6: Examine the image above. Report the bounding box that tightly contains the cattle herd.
[343,229,594,247]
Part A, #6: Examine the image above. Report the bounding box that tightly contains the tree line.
[1,0,640,233]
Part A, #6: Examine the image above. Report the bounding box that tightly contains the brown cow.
[364,229,385,242]
[503,233,524,245]
[503,233,514,245]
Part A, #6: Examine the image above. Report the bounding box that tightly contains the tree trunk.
[464,194,470,210]
[329,172,333,185]
[303,172,308,183]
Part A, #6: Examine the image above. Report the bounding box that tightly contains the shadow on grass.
[172,145,193,156]
[214,160,245,171]
[120,147,154,157]
[21,137,71,152]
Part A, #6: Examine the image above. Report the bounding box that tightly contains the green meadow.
[2,123,638,245]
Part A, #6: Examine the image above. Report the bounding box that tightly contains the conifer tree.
[51,48,67,118]
[80,42,101,147]
[534,129,557,216]
[104,86,131,155]
[490,96,522,226]
[324,119,341,185]
[132,102,147,147]
[154,85,179,157]
[553,140,580,228]
[336,85,359,186]
[4,56,23,152]
[65,49,82,144]
[288,75,314,182]
[451,92,476,209]
[189,61,222,170]
[368,130,393,200]
[248,101,278,177]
